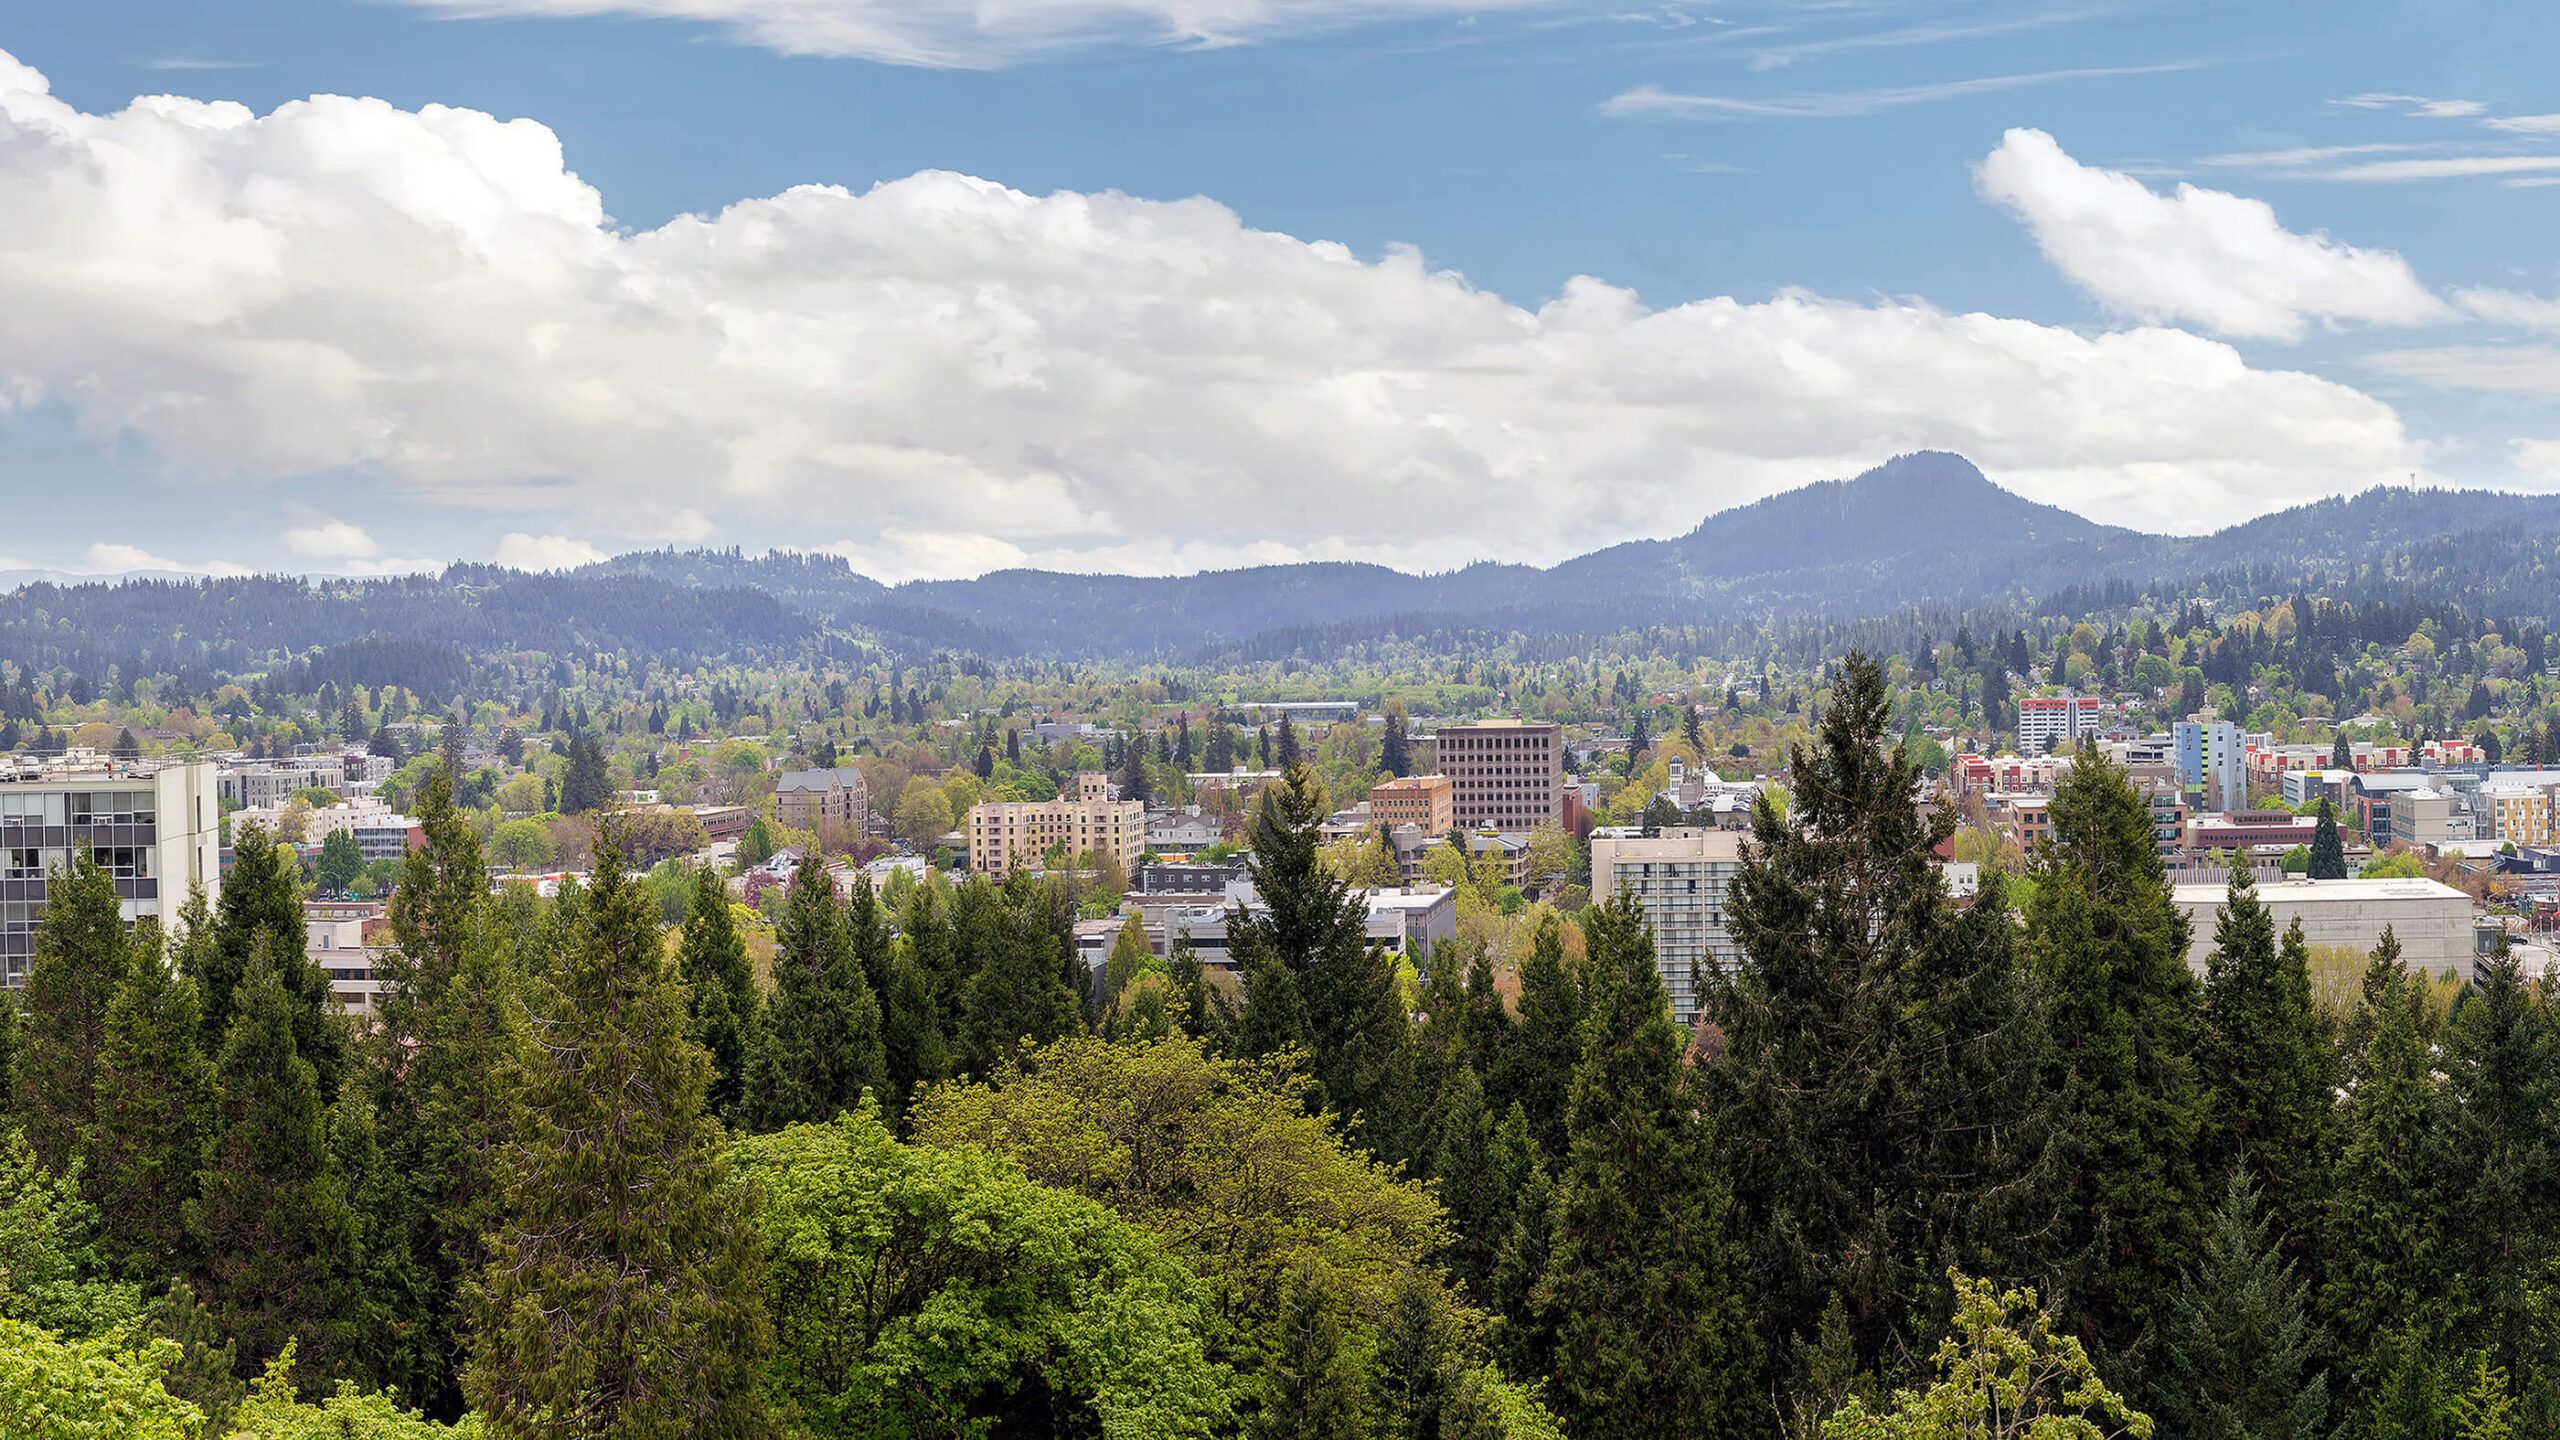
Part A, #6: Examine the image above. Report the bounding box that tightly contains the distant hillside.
[14,454,2560,680]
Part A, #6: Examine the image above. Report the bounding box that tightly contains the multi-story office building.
[967,772,1146,879]
[776,766,870,831]
[2174,719,2248,814]
[1369,774,1454,834]
[2016,696,2100,756]
[0,761,221,985]
[1436,720,1562,831]
[1590,826,1744,1026]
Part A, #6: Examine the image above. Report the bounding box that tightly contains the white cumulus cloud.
[394,0,1543,67]
[2512,438,2560,481]
[283,520,382,557]
[0,50,2440,572]
[1975,128,2453,342]
[495,533,609,571]
[81,543,250,577]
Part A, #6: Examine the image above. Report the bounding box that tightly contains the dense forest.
[1,656,2551,1438]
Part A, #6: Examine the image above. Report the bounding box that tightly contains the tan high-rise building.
[967,771,1146,879]
[1435,720,1562,831]
[1369,774,1454,833]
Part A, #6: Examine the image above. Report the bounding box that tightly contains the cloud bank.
[0,51,2430,578]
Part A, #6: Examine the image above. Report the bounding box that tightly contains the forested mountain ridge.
[13,454,2560,674]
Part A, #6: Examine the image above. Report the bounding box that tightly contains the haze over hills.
[12,453,2560,673]
[588,451,2560,655]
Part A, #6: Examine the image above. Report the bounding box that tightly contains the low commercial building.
[1369,774,1454,834]
[2184,810,2319,852]
[1590,826,1745,1026]
[2170,877,2474,976]
[967,772,1146,879]
[0,760,222,985]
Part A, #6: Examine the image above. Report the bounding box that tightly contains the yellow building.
[966,772,1146,878]
[2482,785,2554,848]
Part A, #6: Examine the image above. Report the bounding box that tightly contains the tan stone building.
[1369,774,1454,833]
[1435,720,1562,831]
[777,766,869,831]
[967,771,1146,878]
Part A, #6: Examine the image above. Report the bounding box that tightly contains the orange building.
[1369,774,1455,833]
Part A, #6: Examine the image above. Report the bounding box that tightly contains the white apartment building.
[0,761,222,985]
[306,899,390,1013]
[1590,826,1745,1026]
[2016,696,2100,757]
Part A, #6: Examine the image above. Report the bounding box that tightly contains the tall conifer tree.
[1714,651,2058,1383]
[2026,745,2208,1379]
[2199,863,2334,1271]
[85,947,215,1282]
[18,853,139,1171]
[742,850,885,1129]
[1536,897,1756,1440]
[2323,938,2444,1397]
[1230,765,1409,1127]
[467,832,769,1439]
[189,948,360,1380]
[675,865,756,1120]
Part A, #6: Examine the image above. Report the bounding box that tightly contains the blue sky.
[0,0,2555,580]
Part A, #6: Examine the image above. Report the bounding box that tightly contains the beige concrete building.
[1369,774,1454,834]
[1591,826,1745,1025]
[2171,876,2474,977]
[1437,720,1562,831]
[967,771,1146,879]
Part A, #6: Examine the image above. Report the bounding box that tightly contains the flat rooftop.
[2171,878,2468,904]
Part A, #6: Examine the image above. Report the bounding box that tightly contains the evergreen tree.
[1626,707,1650,762]
[2435,951,2560,1386]
[2310,800,2349,880]
[368,767,520,1418]
[84,950,215,1281]
[2157,1172,2330,1440]
[18,853,140,1171]
[1276,713,1301,769]
[675,866,756,1120]
[2324,943,2444,1397]
[2332,733,2355,770]
[466,831,770,1439]
[742,850,886,1129]
[1254,1264,1373,1439]
[954,874,1082,1074]
[201,823,341,1095]
[1381,704,1412,778]
[1535,896,1757,1440]
[2026,745,2208,1378]
[188,947,360,1381]
[2198,862,2334,1270]
[1498,917,1584,1164]
[1230,765,1410,1127]
[1118,732,1152,804]
[560,731,613,814]
[1713,652,2058,1383]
